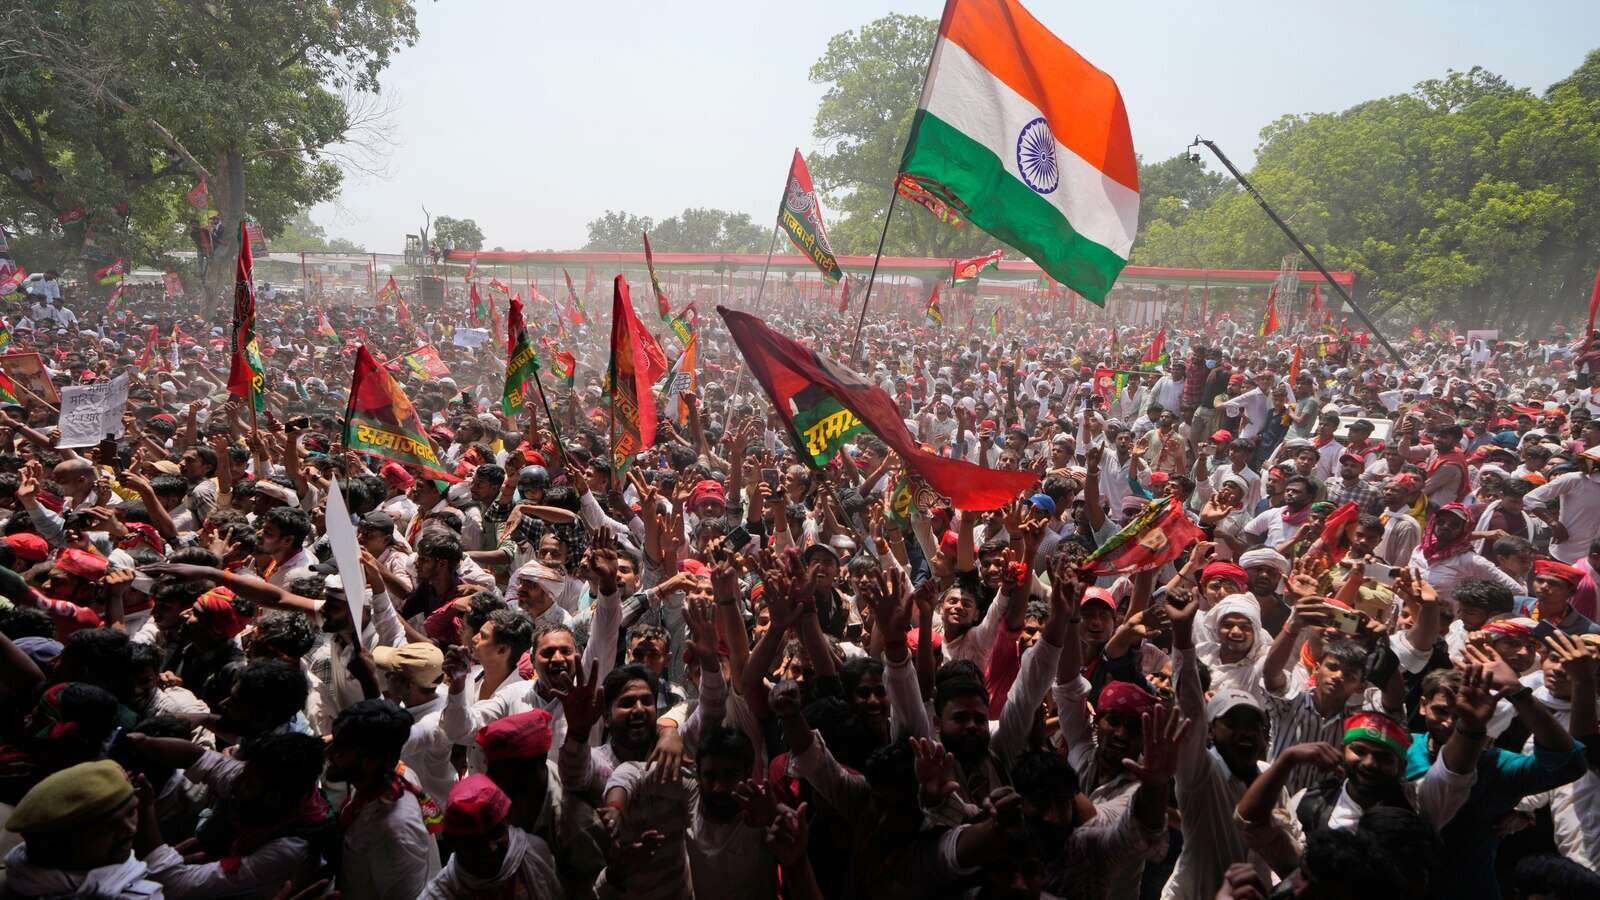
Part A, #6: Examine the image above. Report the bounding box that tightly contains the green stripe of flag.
[901,110,1127,304]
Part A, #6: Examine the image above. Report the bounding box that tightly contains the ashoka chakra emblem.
[1016,117,1059,195]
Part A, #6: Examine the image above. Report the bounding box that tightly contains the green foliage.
[1131,57,1600,331]
[432,215,484,252]
[584,208,768,253]
[270,211,364,253]
[807,14,997,259]
[0,0,417,285]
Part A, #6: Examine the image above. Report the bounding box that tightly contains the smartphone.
[725,525,754,553]
[1328,606,1363,635]
[1362,562,1397,587]
[761,468,781,491]
[1532,620,1560,641]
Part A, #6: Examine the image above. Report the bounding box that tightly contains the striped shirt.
[1264,683,1388,796]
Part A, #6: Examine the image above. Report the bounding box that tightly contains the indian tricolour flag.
[900,0,1138,304]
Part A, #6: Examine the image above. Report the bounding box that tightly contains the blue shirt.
[1404,732,1587,899]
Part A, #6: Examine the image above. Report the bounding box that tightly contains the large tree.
[432,215,485,252]
[0,0,416,297]
[807,14,997,260]
[583,207,768,253]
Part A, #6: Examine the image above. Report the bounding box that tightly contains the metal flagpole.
[1190,137,1403,367]
[850,184,901,365]
[529,366,569,470]
[754,224,781,308]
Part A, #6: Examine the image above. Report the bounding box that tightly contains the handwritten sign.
[56,373,128,448]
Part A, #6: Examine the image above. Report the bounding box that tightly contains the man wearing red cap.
[1527,559,1600,636]
[0,546,110,640]
[422,775,560,899]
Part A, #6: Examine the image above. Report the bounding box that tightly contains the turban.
[1097,680,1157,716]
[1238,548,1290,575]
[476,709,555,762]
[118,522,166,555]
[1385,473,1419,491]
[1343,711,1411,759]
[1200,562,1249,591]
[6,760,132,834]
[194,587,252,639]
[510,562,566,603]
[54,548,108,582]
[1534,559,1583,588]
[1211,594,1264,631]
[1481,617,1537,642]
[443,774,512,837]
[689,479,726,509]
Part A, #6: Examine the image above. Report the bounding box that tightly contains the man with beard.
[121,730,333,895]
[1194,438,1263,525]
[1242,475,1318,550]
[325,698,442,899]
[166,586,254,710]
[1,761,161,899]
[440,609,536,774]
[1162,588,1280,899]
[1237,547,1293,636]
[0,548,111,639]
[1403,662,1585,900]
[1376,473,1425,565]
[882,560,1070,805]
[421,774,561,899]
[1235,667,1494,878]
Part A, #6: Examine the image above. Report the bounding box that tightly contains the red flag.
[1141,329,1166,365]
[468,283,484,328]
[185,179,208,211]
[1257,285,1280,337]
[1586,266,1600,337]
[1288,344,1303,385]
[1309,284,1324,316]
[488,277,510,296]
[837,277,850,313]
[227,221,264,410]
[608,277,663,466]
[343,345,457,482]
[642,232,672,320]
[584,266,596,296]
[1079,497,1203,577]
[718,307,1037,510]
[561,268,587,325]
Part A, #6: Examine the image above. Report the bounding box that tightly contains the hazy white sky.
[311,0,1597,254]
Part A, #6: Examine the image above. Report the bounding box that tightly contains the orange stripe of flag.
[939,0,1138,192]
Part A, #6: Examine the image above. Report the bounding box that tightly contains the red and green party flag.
[0,368,20,405]
[608,276,669,470]
[0,267,26,298]
[227,221,266,413]
[642,231,674,319]
[502,295,542,416]
[487,277,510,296]
[719,306,1036,509]
[1079,496,1203,577]
[778,149,843,283]
[541,337,576,385]
[95,258,127,286]
[0,320,12,354]
[925,284,944,325]
[896,174,965,229]
[1141,329,1166,367]
[343,344,457,482]
[316,305,337,341]
[953,249,1003,285]
[562,268,588,325]
[1258,285,1280,337]
[469,282,490,329]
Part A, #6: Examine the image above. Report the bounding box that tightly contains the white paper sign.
[325,477,368,628]
[56,373,129,448]
[452,327,490,349]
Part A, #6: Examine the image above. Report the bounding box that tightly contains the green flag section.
[502,295,541,416]
[1079,496,1202,577]
[899,0,1138,304]
[0,369,20,405]
[778,149,843,284]
[344,345,458,483]
[719,306,1036,511]
[953,249,1003,285]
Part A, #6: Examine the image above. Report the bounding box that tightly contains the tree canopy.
[0,0,417,292]
[584,207,770,254]
[432,216,485,252]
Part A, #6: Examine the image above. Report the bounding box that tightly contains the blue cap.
[1028,493,1056,515]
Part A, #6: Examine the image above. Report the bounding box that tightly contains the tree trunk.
[201,148,247,314]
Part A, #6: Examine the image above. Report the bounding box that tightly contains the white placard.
[56,373,129,448]
[325,477,368,628]
[452,327,490,349]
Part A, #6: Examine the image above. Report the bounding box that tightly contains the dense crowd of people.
[0,265,1595,899]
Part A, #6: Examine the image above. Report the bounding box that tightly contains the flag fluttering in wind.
[463,255,477,284]
[1141,329,1166,368]
[467,283,488,329]
[899,0,1138,303]
[502,295,542,417]
[134,325,159,371]
[487,277,510,296]
[95,258,127,286]
[561,268,587,325]
[384,345,450,381]
[377,276,399,304]
[608,277,669,470]
[925,284,944,325]
[1288,343,1303,385]
[952,249,1003,285]
[897,174,965,228]
[0,368,20,405]
[1586,266,1600,337]
[0,267,26,298]
[837,277,851,313]
[227,221,266,413]
[643,232,674,320]
[185,179,208,211]
[316,305,337,342]
[778,150,843,283]
[657,335,698,427]
[540,337,576,386]
[1079,496,1203,576]
[0,320,12,354]
[1258,285,1280,337]
[344,345,457,482]
[719,306,1036,509]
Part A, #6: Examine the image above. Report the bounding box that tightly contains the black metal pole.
[529,365,569,471]
[850,183,901,365]
[1192,137,1404,367]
